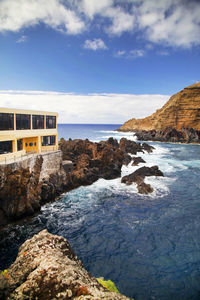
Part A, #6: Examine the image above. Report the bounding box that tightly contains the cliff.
[119,82,200,132]
[0,151,68,227]
[0,229,131,300]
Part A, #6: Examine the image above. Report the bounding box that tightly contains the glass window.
[32,115,44,129]
[16,114,30,130]
[42,135,56,146]
[0,141,13,154]
[46,115,56,128]
[0,113,14,131]
[17,139,23,151]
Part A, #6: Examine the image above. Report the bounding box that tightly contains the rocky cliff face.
[119,82,200,132]
[0,230,131,300]
[0,151,67,227]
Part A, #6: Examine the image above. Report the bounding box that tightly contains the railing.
[0,147,59,165]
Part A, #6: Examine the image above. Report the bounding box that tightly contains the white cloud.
[136,0,200,48]
[158,50,169,56]
[115,49,145,59]
[104,6,135,35]
[77,0,113,19]
[1,0,200,48]
[129,49,145,58]
[0,90,169,124]
[0,0,85,35]
[116,50,126,57]
[83,38,107,50]
[16,35,27,43]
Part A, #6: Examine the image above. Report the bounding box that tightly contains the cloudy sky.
[0,0,200,123]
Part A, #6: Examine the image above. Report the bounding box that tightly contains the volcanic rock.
[132,157,146,166]
[135,127,200,143]
[0,230,130,300]
[0,152,67,227]
[119,82,200,133]
[121,166,164,194]
[59,137,152,190]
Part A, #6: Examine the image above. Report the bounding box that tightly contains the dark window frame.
[42,135,56,146]
[46,115,56,129]
[0,113,14,131]
[16,114,31,130]
[0,141,13,154]
[32,115,44,129]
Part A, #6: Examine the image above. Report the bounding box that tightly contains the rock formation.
[134,127,200,143]
[0,138,157,228]
[119,82,200,134]
[59,137,154,190]
[0,151,68,227]
[0,229,131,300]
[121,166,164,194]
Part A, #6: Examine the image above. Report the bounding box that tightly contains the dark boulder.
[121,165,164,194]
[132,157,146,166]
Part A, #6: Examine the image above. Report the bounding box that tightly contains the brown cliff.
[119,82,200,132]
[0,151,68,227]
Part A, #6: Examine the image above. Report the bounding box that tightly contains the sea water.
[0,124,200,300]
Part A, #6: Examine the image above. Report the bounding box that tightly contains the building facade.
[0,108,58,162]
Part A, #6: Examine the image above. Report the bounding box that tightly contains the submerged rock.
[0,230,131,300]
[121,166,164,194]
[132,157,146,166]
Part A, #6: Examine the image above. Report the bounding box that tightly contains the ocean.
[0,124,200,300]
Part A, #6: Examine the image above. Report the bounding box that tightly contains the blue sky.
[0,0,200,123]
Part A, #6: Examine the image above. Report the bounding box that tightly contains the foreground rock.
[135,127,200,143]
[59,137,154,190]
[0,230,130,300]
[121,166,164,194]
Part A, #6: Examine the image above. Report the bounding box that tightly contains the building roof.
[0,107,58,116]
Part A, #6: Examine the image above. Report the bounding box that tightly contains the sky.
[0,0,200,124]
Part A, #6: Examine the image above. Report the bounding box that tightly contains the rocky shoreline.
[0,138,164,299]
[0,137,163,228]
[133,127,200,144]
[0,229,131,300]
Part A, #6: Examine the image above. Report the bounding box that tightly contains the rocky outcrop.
[121,166,164,194]
[0,151,67,227]
[132,157,146,166]
[59,137,154,190]
[0,138,158,227]
[134,127,200,143]
[119,82,200,133]
[0,229,130,300]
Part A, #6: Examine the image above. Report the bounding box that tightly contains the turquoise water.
[0,124,200,300]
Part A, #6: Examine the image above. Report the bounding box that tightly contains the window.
[17,139,23,151]
[0,141,13,154]
[16,114,31,130]
[46,115,56,129]
[42,135,56,146]
[32,115,44,129]
[0,113,14,131]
